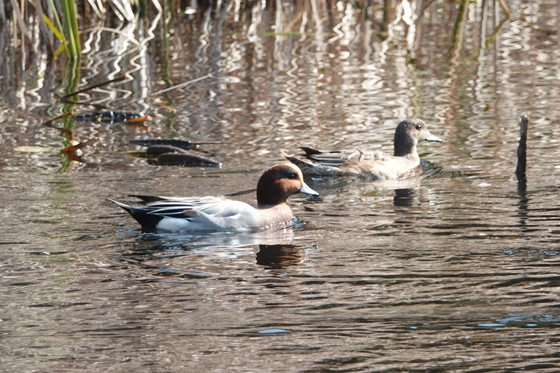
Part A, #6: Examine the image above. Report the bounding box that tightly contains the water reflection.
[256,243,310,269]
[3,1,560,372]
[119,226,315,275]
[393,188,416,207]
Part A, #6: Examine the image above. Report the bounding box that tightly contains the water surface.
[2,1,560,371]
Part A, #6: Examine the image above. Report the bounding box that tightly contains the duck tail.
[108,198,162,232]
[108,198,135,213]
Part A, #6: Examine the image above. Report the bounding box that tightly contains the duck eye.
[284,170,297,179]
[415,124,422,130]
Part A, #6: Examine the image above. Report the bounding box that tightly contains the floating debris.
[130,139,197,150]
[62,140,92,162]
[14,146,57,153]
[43,110,152,128]
[129,139,221,168]
[123,115,152,123]
[257,328,290,335]
[145,145,189,156]
[73,111,151,125]
[154,152,221,167]
[478,323,506,328]
[41,121,90,162]
[42,111,75,126]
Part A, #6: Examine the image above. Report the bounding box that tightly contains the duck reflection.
[120,226,313,276]
[256,244,307,268]
[393,188,417,207]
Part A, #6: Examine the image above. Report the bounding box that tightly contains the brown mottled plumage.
[286,119,441,181]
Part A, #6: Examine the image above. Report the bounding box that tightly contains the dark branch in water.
[148,75,211,97]
[515,114,528,185]
[58,75,129,100]
[497,0,512,17]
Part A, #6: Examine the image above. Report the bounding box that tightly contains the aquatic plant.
[2,0,158,59]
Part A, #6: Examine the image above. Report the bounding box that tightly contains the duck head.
[393,119,441,157]
[256,164,318,207]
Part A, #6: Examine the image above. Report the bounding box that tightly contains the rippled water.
[3,0,560,371]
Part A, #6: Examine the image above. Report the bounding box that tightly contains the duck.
[286,119,442,181]
[109,164,319,233]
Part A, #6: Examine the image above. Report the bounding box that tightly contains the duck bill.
[424,132,442,142]
[299,182,319,197]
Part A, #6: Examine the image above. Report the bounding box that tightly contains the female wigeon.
[109,164,318,232]
[286,119,441,181]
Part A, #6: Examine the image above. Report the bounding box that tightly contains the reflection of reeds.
[2,0,553,178]
[58,57,81,173]
[7,0,149,59]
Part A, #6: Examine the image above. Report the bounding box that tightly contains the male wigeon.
[109,164,318,232]
[286,119,441,181]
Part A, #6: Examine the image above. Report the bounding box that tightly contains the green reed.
[59,0,81,58]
